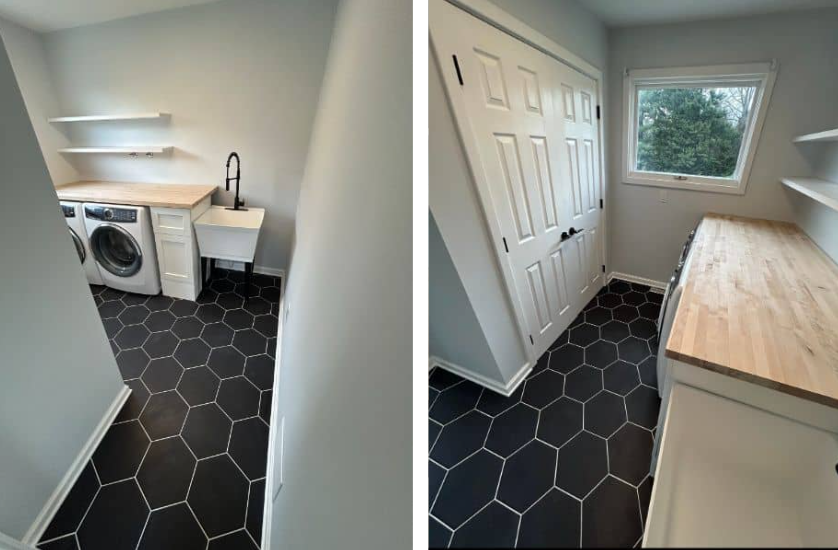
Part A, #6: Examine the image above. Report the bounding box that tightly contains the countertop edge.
[55,182,217,210]
[664,345,838,410]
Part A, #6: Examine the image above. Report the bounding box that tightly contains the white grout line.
[42,279,280,549]
[132,479,151,550]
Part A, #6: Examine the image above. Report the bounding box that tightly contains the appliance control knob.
[104,209,114,220]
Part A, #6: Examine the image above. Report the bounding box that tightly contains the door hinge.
[599,198,603,209]
[596,105,601,120]
[502,237,509,253]
[529,334,534,345]
[452,55,464,86]
[602,264,606,273]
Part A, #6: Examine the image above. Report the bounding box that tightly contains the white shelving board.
[58,146,173,154]
[780,177,838,212]
[792,128,838,143]
[48,112,168,123]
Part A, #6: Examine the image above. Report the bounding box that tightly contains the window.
[622,62,776,194]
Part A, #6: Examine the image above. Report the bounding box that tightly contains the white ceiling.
[581,0,838,27]
[0,0,221,32]
[3,0,838,34]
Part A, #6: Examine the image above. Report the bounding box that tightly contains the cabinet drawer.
[150,207,190,236]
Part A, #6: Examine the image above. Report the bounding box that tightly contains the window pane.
[635,86,756,178]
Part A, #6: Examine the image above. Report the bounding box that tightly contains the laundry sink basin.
[194,205,265,263]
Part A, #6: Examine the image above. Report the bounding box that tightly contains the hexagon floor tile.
[429,279,661,548]
[39,269,281,549]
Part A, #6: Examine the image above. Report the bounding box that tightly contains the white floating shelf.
[780,177,838,212]
[792,128,838,143]
[48,112,168,123]
[58,146,172,154]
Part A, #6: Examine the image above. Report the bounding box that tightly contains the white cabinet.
[645,372,838,547]
[149,196,210,301]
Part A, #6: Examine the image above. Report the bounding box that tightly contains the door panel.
[530,136,559,231]
[525,261,551,333]
[565,138,583,220]
[495,134,535,242]
[475,49,509,109]
[431,0,604,360]
[549,247,571,317]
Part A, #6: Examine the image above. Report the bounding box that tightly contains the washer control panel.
[61,205,75,218]
[85,206,138,223]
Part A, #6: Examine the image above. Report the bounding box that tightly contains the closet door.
[551,64,604,311]
[431,0,600,359]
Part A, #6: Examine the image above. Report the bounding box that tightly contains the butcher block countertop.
[666,213,838,409]
[55,181,217,209]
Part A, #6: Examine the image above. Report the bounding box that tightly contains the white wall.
[0,17,78,186]
[41,0,339,270]
[268,0,411,548]
[791,142,838,264]
[428,0,607,386]
[429,212,502,381]
[487,0,607,67]
[606,8,838,281]
[0,33,124,540]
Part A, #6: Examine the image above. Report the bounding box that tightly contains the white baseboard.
[608,271,666,293]
[261,271,288,549]
[214,259,285,279]
[22,385,131,545]
[429,356,531,397]
[0,531,31,550]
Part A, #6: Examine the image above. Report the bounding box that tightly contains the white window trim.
[622,61,777,195]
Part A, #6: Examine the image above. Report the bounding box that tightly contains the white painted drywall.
[267,0,411,548]
[0,16,78,186]
[40,0,339,271]
[606,8,838,281]
[429,212,502,381]
[488,0,607,66]
[790,142,838,264]
[428,0,606,385]
[0,33,124,540]
[0,0,220,32]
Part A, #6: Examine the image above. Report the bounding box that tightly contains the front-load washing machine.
[60,201,103,286]
[83,203,161,295]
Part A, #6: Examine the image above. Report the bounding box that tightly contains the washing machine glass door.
[69,227,85,264]
[90,224,143,277]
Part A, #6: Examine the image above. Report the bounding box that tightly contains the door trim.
[430,0,608,362]
[443,0,602,81]
[260,270,287,548]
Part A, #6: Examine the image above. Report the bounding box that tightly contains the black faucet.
[225,152,247,211]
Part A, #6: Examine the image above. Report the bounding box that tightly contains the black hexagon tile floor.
[429,279,662,548]
[38,268,281,550]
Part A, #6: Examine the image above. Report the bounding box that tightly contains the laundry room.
[0,1,411,549]
[428,0,838,547]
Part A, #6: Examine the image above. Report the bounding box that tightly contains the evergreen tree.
[636,88,745,178]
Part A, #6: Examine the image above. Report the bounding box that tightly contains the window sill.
[622,175,746,195]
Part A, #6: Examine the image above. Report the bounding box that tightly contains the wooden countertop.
[55,181,217,209]
[666,213,838,409]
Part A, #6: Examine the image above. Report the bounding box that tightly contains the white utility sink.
[194,205,265,263]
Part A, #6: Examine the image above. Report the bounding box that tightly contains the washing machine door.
[69,227,85,264]
[90,223,143,277]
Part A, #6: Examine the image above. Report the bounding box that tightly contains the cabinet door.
[157,233,192,283]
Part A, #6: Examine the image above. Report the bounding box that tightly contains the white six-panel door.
[431,0,605,360]
[555,66,604,310]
